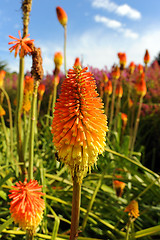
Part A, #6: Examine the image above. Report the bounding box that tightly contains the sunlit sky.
[1,0,160,74]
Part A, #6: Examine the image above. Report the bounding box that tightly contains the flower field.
[0,1,160,240]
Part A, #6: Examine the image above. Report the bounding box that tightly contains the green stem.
[46,94,52,126]
[104,93,109,117]
[70,175,81,240]
[37,99,42,118]
[52,83,57,114]
[125,218,131,240]
[109,78,118,132]
[1,116,9,164]
[64,25,67,76]
[130,95,143,155]
[0,87,14,163]
[26,230,34,240]
[28,81,39,180]
[82,174,103,231]
[15,57,25,174]
[114,96,121,131]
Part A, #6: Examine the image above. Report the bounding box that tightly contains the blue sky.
[1,0,160,74]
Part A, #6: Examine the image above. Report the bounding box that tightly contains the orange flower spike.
[118,52,127,69]
[135,73,147,97]
[56,6,68,27]
[116,83,123,98]
[8,30,34,58]
[0,70,6,88]
[74,57,81,67]
[144,49,150,65]
[53,75,60,86]
[38,83,45,100]
[113,175,126,197]
[23,90,31,113]
[104,80,112,95]
[137,64,143,74]
[51,66,108,183]
[111,65,120,79]
[9,179,45,234]
[129,62,135,74]
[54,52,63,69]
[128,98,133,108]
[121,113,128,130]
[124,200,140,219]
[0,105,6,117]
[24,76,34,95]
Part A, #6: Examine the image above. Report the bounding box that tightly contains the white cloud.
[92,0,141,20]
[116,4,141,20]
[92,0,117,11]
[94,15,138,39]
[94,15,122,29]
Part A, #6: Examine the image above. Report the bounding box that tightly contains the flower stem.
[82,173,103,231]
[46,94,52,126]
[109,78,118,133]
[52,83,57,114]
[64,25,67,76]
[28,81,39,180]
[130,95,143,155]
[70,174,81,240]
[15,57,25,172]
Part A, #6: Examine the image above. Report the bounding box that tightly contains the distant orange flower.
[56,6,68,27]
[51,66,108,183]
[54,52,63,69]
[124,200,139,219]
[0,105,6,117]
[24,76,34,95]
[74,57,81,67]
[128,98,133,108]
[121,113,127,130]
[111,65,120,79]
[113,175,126,197]
[129,62,135,74]
[116,83,123,98]
[8,30,34,58]
[104,80,112,95]
[52,75,60,86]
[9,179,45,234]
[137,64,143,74]
[0,70,6,88]
[144,49,150,65]
[38,83,45,100]
[23,90,31,113]
[118,52,127,69]
[135,73,146,97]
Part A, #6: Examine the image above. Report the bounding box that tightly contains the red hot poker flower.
[144,49,150,65]
[56,6,68,27]
[124,200,140,219]
[9,179,45,234]
[74,57,81,67]
[51,66,108,183]
[113,175,126,197]
[118,52,127,69]
[8,30,34,58]
[38,83,45,100]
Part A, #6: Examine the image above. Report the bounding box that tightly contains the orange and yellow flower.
[111,65,120,79]
[116,83,123,98]
[121,113,128,130]
[38,83,45,100]
[129,62,135,74]
[24,76,34,95]
[8,30,34,58]
[23,90,31,113]
[54,52,63,69]
[104,80,112,95]
[0,105,6,117]
[144,49,150,65]
[9,179,45,234]
[74,57,81,67]
[118,52,127,69]
[113,175,126,197]
[51,66,108,182]
[124,200,140,219]
[0,70,6,88]
[128,98,133,108]
[56,6,68,27]
[137,64,143,74]
[135,73,146,97]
